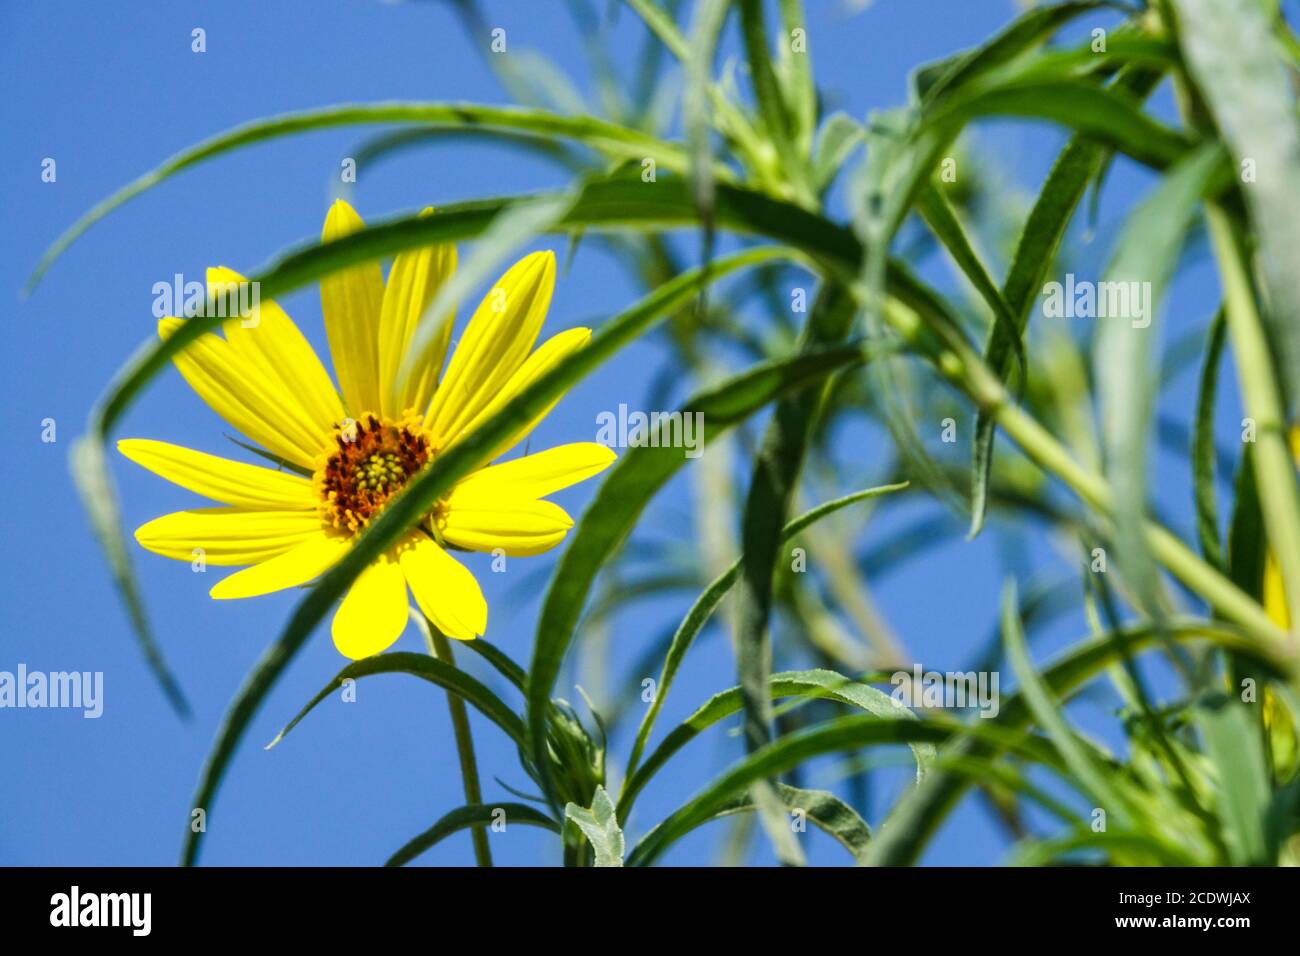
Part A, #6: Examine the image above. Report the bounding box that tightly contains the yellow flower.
[121,199,615,659]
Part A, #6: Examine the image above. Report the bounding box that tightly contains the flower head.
[121,199,614,658]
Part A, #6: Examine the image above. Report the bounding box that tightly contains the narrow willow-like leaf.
[863,619,1267,866]
[266,651,526,749]
[178,245,788,867]
[1195,693,1271,865]
[915,182,1023,383]
[1194,311,1229,570]
[385,803,559,867]
[462,636,527,692]
[26,102,701,293]
[525,340,870,808]
[619,667,933,819]
[927,79,1195,172]
[564,785,625,866]
[703,783,872,863]
[69,438,189,717]
[1095,141,1228,617]
[626,710,1072,867]
[1001,582,1132,816]
[776,0,816,155]
[1177,0,1300,417]
[969,66,1165,537]
[913,0,1106,104]
[739,0,811,203]
[624,481,909,779]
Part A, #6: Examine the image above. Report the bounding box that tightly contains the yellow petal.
[118,438,316,510]
[209,267,345,434]
[331,552,410,659]
[378,210,457,419]
[452,327,591,462]
[210,533,350,599]
[320,199,385,416]
[135,508,324,566]
[439,496,573,556]
[158,317,324,469]
[397,533,486,640]
[425,250,555,446]
[452,442,615,501]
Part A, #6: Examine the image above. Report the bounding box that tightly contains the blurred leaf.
[810,112,865,192]
[1195,692,1271,864]
[1194,310,1229,570]
[1177,0,1300,416]
[564,785,625,866]
[969,65,1165,537]
[1095,141,1227,617]
[913,1,1107,104]
[386,803,558,867]
[864,618,1271,865]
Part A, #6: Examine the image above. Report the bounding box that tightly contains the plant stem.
[877,296,1294,665]
[1205,205,1300,642]
[423,619,492,867]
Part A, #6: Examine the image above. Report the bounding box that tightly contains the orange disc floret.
[314,412,432,534]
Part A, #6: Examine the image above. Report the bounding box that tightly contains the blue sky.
[0,0,1238,866]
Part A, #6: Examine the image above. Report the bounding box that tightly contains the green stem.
[1205,205,1300,642]
[423,619,492,867]
[878,297,1293,664]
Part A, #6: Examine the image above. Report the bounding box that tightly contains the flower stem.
[422,619,492,867]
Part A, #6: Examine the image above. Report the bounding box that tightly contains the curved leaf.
[386,803,559,867]
[265,651,526,750]
[27,102,701,292]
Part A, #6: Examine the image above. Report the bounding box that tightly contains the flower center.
[315,413,431,534]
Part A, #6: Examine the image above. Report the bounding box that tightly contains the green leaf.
[176,244,788,867]
[525,339,871,808]
[1095,141,1229,616]
[810,112,865,192]
[1001,582,1132,816]
[1195,692,1272,864]
[386,803,559,867]
[915,182,1024,388]
[265,650,525,749]
[701,783,872,863]
[739,0,813,203]
[863,618,1268,866]
[1194,310,1229,570]
[624,481,909,780]
[564,785,625,866]
[69,438,190,718]
[1177,0,1300,417]
[26,102,704,294]
[913,1,1108,105]
[619,668,934,821]
[969,65,1166,538]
